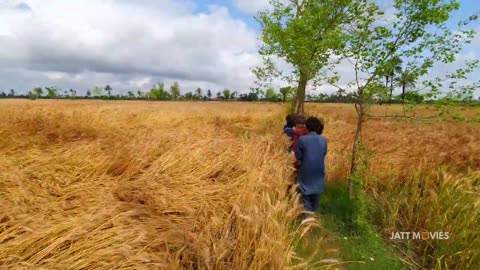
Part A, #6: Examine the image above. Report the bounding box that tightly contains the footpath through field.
[281,106,406,270]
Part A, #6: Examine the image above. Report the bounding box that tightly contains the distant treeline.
[1,84,478,104]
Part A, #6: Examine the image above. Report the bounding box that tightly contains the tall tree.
[69,89,76,98]
[265,87,278,102]
[195,87,202,98]
[46,87,58,98]
[105,85,112,97]
[395,70,417,100]
[255,0,365,115]
[384,57,403,103]
[86,90,91,97]
[336,89,346,103]
[328,0,479,198]
[379,56,402,101]
[230,91,238,100]
[150,83,166,100]
[170,82,180,100]
[247,88,259,101]
[279,86,295,103]
[127,91,135,99]
[184,91,193,100]
[207,89,212,100]
[33,87,43,97]
[222,89,231,100]
[28,91,37,100]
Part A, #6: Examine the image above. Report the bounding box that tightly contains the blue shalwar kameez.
[294,132,327,212]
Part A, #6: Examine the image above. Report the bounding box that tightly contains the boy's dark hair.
[294,115,306,125]
[286,114,295,128]
[306,117,324,134]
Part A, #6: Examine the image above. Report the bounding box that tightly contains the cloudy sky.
[0,0,479,96]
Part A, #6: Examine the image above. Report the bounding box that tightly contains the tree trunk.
[349,102,365,199]
[294,73,308,115]
[389,75,394,104]
[401,84,406,100]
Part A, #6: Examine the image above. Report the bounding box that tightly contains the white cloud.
[0,0,478,98]
[128,77,152,89]
[45,72,67,80]
[233,0,269,14]
[0,0,262,94]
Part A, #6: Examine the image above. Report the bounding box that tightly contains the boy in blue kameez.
[283,114,295,139]
[283,114,295,152]
[294,117,327,213]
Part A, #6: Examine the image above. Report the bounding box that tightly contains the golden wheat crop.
[0,100,312,269]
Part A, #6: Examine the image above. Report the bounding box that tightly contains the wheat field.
[0,100,479,269]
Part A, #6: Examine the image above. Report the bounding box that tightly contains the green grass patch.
[317,182,405,270]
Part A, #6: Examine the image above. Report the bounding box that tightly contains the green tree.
[254,0,364,114]
[184,91,193,100]
[216,92,222,99]
[33,87,43,97]
[170,82,180,100]
[328,0,479,198]
[127,91,135,99]
[379,56,403,102]
[222,89,231,100]
[86,90,91,97]
[279,86,295,103]
[149,83,166,100]
[403,91,424,103]
[395,70,417,100]
[265,87,278,102]
[28,91,37,100]
[207,89,212,100]
[45,87,58,98]
[336,89,346,103]
[9,89,15,97]
[230,91,238,100]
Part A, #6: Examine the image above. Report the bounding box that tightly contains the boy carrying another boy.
[291,115,308,169]
[294,117,327,215]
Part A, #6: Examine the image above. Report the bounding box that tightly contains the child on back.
[291,115,308,169]
[294,117,327,214]
[286,115,308,195]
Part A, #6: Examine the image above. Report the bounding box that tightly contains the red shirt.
[292,127,308,169]
[292,127,308,151]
